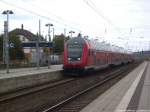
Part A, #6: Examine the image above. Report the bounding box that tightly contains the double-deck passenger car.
[63,36,133,73]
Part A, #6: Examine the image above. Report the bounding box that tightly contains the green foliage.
[43,47,49,55]
[9,33,25,60]
[0,33,25,61]
[53,34,70,54]
[77,33,82,37]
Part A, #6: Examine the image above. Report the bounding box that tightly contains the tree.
[9,33,25,60]
[53,34,69,54]
[53,34,64,54]
[77,33,82,37]
[0,33,25,61]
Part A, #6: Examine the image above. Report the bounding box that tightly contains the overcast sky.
[0,0,150,51]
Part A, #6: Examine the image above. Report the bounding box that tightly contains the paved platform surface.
[0,65,63,79]
[137,62,150,111]
[127,61,150,111]
[80,61,149,112]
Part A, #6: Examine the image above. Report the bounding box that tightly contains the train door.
[94,50,97,65]
[109,52,112,64]
[106,52,109,64]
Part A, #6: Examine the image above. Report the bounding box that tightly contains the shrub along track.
[0,62,140,112]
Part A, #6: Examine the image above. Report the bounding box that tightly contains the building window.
[23,37,25,41]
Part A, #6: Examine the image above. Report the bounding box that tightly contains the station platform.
[0,65,63,94]
[0,65,62,79]
[80,61,149,112]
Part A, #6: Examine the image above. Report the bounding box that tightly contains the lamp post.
[52,27,55,63]
[64,28,66,43]
[3,21,6,65]
[45,23,53,68]
[2,10,14,73]
[36,19,41,70]
[69,31,75,38]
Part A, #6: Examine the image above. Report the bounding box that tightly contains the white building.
[10,25,46,64]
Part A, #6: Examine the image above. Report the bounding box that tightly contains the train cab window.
[67,44,83,60]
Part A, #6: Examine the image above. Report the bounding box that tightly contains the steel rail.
[0,78,75,102]
[42,66,131,112]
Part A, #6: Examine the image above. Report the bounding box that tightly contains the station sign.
[10,43,14,48]
[22,42,53,48]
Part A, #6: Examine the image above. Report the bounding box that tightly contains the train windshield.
[67,44,83,59]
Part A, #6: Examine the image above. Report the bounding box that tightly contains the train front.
[63,37,88,73]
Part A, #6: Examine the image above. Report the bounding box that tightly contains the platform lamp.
[2,10,14,73]
[45,23,53,69]
[69,31,75,38]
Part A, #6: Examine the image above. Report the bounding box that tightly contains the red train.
[63,36,133,73]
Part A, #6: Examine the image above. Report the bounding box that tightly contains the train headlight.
[77,58,80,60]
[68,58,71,61]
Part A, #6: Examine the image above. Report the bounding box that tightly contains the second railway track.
[42,62,140,112]
[0,62,140,112]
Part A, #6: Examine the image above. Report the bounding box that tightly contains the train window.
[92,51,94,56]
[90,50,92,56]
[89,49,90,56]
[67,44,83,58]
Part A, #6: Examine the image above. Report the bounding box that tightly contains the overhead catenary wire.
[20,0,66,23]
[0,0,81,33]
[83,0,121,33]
[83,0,113,26]
[20,0,84,33]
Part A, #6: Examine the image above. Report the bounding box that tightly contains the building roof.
[10,28,45,41]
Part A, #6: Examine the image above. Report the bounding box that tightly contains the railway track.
[0,62,140,112]
[42,63,139,112]
[0,78,75,102]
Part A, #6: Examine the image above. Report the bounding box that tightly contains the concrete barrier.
[0,70,63,94]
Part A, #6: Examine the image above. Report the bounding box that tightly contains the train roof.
[66,36,132,54]
[87,39,132,54]
[67,36,85,45]
[89,39,132,54]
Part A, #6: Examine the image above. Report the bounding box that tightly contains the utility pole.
[53,27,54,40]
[104,28,107,43]
[149,41,150,51]
[64,28,66,45]
[52,27,55,62]
[36,20,41,69]
[64,28,66,37]
[45,23,53,69]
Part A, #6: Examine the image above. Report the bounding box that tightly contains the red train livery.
[63,36,133,73]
